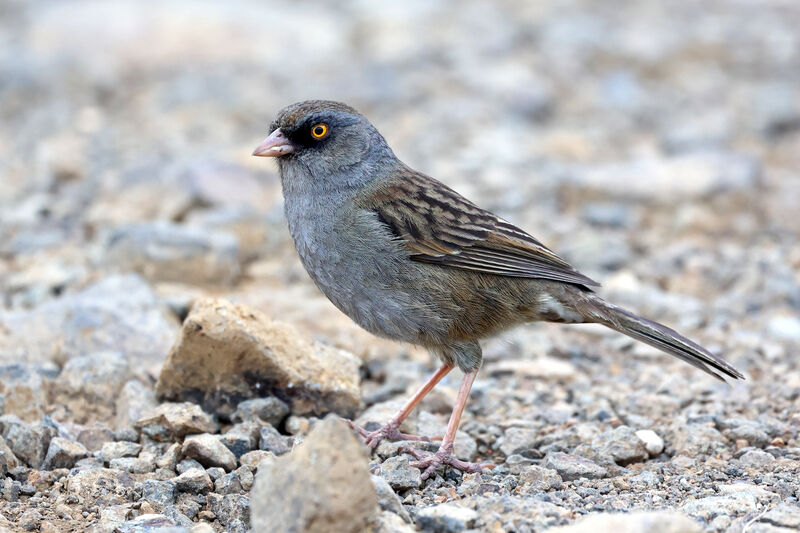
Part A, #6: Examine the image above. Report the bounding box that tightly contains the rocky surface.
[1,0,800,532]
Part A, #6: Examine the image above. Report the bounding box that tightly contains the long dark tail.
[584,294,743,381]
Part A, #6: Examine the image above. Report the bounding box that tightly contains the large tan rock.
[250,416,378,533]
[156,299,361,418]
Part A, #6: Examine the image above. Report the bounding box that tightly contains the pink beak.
[252,129,295,157]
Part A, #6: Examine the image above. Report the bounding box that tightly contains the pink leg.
[347,363,454,449]
[402,369,495,480]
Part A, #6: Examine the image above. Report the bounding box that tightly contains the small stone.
[680,486,764,520]
[737,449,774,468]
[635,430,665,456]
[672,423,727,456]
[518,464,563,492]
[206,467,226,481]
[156,299,361,419]
[176,458,204,474]
[182,434,237,471]
[220,422,260,458]
[174,469,213,494]
[238,450,274,471]
[236,465,254,491]
[497,427,540,456]
[115,426,141,443]
[0,364,50,421]
[76,426,115,452]
[206,492,250,533]
[232,397,290,427]
[140,479,177,511]
[214,471,243,494]
[42,437,88,470]
[258,426,291,455]
[592,426,649,466]
[110,455,156,474]
[162,505,195,529]
[0,435,20,470]
[719,419,770,448]
[0,415,55,468]
[114,513,185,532]
[66,468,135,507]
[156,443,182,470]
[134,402,219,442]
[97,441,143,464]
[547,511,702,533]
[250,415,377,533]
[543,452,607,481]
[377,455,422,490]
[18,509,43,531]
[116,380,158,431]
[416,504,478,533]
[51,352,131,424]
[371,475,411,522]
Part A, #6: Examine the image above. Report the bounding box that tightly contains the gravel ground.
[1,1,799,532]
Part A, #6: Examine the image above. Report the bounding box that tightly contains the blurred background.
[1,1,800,531]
[1,0,798,365]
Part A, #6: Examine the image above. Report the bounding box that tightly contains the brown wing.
[359,168,600,288]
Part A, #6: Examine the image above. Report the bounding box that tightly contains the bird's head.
[253,101,394,187]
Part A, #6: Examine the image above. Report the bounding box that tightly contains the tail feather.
[585,296,743,381]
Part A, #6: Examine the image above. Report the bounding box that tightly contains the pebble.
[173,469,213,494]
[635,429,665,456]
[543,452,608,481]
[182,434,237,472]
[416,504,478,533]
[377,455,422,490]
[41,437,88,470]
[232,397,290,427]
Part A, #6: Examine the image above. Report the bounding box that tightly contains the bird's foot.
[401,443,495,480]
[345,419,440,450]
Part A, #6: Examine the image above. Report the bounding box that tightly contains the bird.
[252,100,743,480]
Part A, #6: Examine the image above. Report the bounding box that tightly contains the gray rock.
[680,485,770,521]
[41,437,88,470]
[0,435,20,470]
[173,468,213,494]
[374,511,417,533]
[182,433,237,471]
[176,458,204,474]
[0,415,54,468]
[206,466,226,480]
[140,479,178,511]
[518,464,564,492]
[97,441,143,464]
[232,397,290,427]
[134,402,219,442]
[214,471,243,494]
[115,513,188,533]
[116,379,158,430]
[543,452,607,481]
[0,274,176,367]
[497,426,540,456]
[156,443,182,470]
[416,504,478,533]
[66,468,135,507]
[161,506,195,529]
[220,421,260,458]
[371,475,411,522]
[110,455,156,474]
[547,511,702,533]
[592,426,649,466]
[0,364,50,421]
[376,455,422,490]
[752,503,800,530]
[106,222,240,285]
[737,449,774,468]
[235,465,255,491]
[250,415,378,533]
[258,425,291,455]
[76,425,115,452]
[719,418,770,448]
[206,492,250,533]
[671,423,727,456]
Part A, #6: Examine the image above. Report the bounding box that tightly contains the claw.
[346,418,434,450]
[403,444,495,480]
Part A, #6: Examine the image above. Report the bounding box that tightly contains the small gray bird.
[253,100,743,480]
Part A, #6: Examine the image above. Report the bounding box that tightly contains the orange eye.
[310,123,328,139]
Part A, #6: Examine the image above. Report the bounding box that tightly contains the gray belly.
[287,205,451,344]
